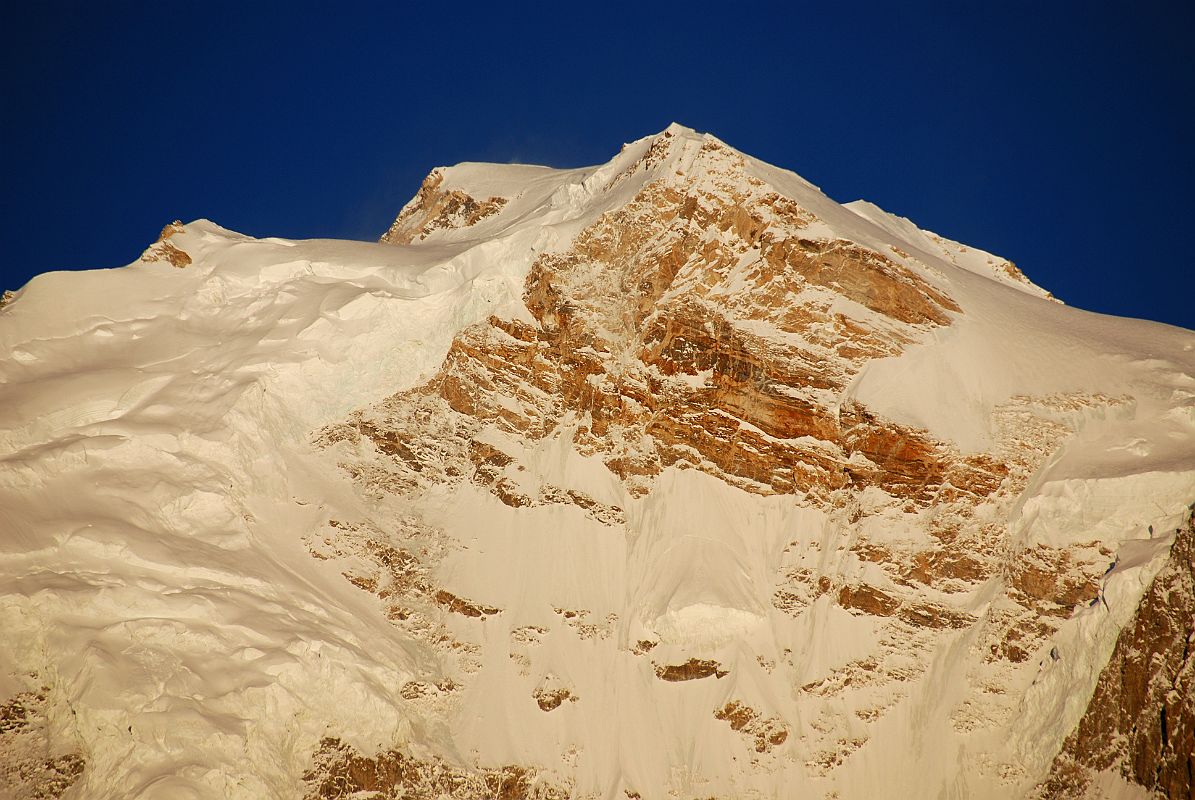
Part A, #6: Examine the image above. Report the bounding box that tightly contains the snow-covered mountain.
[1,124,1192,800]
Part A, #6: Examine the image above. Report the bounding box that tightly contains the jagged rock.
[139,219,191,267]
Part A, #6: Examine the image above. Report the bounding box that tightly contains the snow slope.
[1,125,1193,799]
[0,219,564,796]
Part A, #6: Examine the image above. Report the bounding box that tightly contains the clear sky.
[3,1,1191,329]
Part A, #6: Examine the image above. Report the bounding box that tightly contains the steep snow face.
[1,124,1193,800]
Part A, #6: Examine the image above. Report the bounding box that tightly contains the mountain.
[1,124,1192,800]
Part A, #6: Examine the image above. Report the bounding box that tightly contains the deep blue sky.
[3,2,1192,329]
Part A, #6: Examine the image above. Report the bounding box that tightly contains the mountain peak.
[2,127,1193,800]
[662,120,695,134]
[655,120,705,140]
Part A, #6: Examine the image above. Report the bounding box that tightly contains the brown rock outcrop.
[714,700,790,753]
[533,684,576,712]
[654,658,728,681]
[139,220,191,267]
[303,737,568,800]
[382,170,507,244]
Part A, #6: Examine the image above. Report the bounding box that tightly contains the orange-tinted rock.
[532,686,575,712]
[906,548,991,588]
[897,603,973,630]
[838,584,901,617]
[714,700,790,753]
[303,737,568,800]
[757,236,959,326]
[654,658,728,682]
[139,220,192,267]
[1009,545,1102,608]
[433,589,500,618]
[381,171,507,244]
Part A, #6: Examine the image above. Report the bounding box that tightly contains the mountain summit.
[1,126,1192,799]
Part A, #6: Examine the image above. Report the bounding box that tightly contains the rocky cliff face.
[1,125,1192,800]
[1039,511,1194,800]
